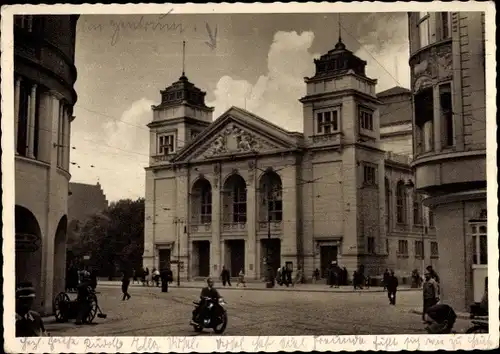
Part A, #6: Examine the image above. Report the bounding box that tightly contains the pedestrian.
[144,267,149,286]
[220,266,231,286]
[386,270,398,305]
[353,271,358,289]
[331,261,341,288]
[160,267,172,293]
[293,266,303,286]
[237,268,246,287]
[383,269,390,291]
[76,272,92,325]
[90,269,98,291]
[281,264,288,287]
[16,282,48,337]
[277,267,282,285]
[153,268,161,287]
[132,269,137,284]
[342,267,348,285]
[121,269,131,301]
[422,269,440,320]
[286,266,293,285]
[426,265,440,283]
[313,268,320,283]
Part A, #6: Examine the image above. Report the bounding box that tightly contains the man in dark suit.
[15,282,47,337]
[191,278,220,325]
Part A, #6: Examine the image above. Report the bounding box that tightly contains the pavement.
[43,286,474,336]
[96,279,419,293]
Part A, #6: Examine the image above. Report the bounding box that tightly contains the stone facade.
[144,39,436,284]
[13,15,79,314]
[408,12,487,311]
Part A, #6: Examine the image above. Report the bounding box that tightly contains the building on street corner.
[407,12,487,311]
[13,15,79,314]
[143,35,436,284]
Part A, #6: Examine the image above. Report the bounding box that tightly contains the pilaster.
[210,164,222,277]
[432,86,442,152]
[282,166,298,265]
[27,84,37,158]
[14,77,21,154]
[245,170,257,278]
[37,92,54,163]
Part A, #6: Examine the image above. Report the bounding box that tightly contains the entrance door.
[159,249,171,270]
[198,241,210,277]
[320,245,338,278]
[260,239,281,278]
[471,223,488,302]
[228,240,245,277]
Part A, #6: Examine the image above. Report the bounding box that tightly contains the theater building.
[144,38,436,282]
[14,15,79,314]
[408,12,487,311]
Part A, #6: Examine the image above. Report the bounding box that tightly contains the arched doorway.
[258,171,283,278]
[53,215,68,298]
[222,173,247,276]
[15,205,43,310]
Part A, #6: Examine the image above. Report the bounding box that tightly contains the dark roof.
[376,86,411,98]
[155,73,209,109]
[311,39,368,79]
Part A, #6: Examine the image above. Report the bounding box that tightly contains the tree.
[73,198,145,277]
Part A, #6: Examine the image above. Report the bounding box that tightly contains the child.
[237,269,246,287]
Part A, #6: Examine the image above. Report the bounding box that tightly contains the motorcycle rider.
[190,277,220,326]
[424,303,457,334]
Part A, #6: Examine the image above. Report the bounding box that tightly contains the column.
[64,115,72,170]
[14,77,21,154]
[27,84,37,158]
[50,93,61,165]
[210,177,221,278]
[37,92,53,163]
[432,85,442,153]
[246,181,257,279]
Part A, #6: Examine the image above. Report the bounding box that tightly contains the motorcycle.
[191,296,228,334]
[466,302,488,333]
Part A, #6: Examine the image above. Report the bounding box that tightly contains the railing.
[310,133,342,146]
[190,223,212,233]
[258,221,283,232]
[222,222,247,231]
[384,151,413,166]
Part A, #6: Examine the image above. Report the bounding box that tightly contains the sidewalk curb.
[409,309,471,320]
[97,283,419,294]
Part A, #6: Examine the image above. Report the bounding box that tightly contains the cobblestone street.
[44,284,471,336]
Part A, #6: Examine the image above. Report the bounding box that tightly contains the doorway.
[260,239,281,278]
[193,241,210,277]
[226,240,245,277]
[320,245,338,278]
[159,249,171,270]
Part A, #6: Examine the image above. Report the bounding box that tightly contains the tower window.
[363,164,377,186]
[441,12,451,39]
[315,108,340,135]
[158,133,176,155]
[358,107,374,131]
[417,12,430,48]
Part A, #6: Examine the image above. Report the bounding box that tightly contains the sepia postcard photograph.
[1,1,498,352]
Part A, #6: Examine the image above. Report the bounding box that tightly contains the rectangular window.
[17,81,30,156]
[15,15,33,32]
[471,224,487,265]
[428,207,434,227]
[367,237,375,254]
[363,165,376,185]
[358,107,374,131]
[439,83,454,147]
[415,240,424,259]
[413,193,422,225]
[316,108,339,135]
[414,88,434,154]
[441,12,451,39]
[158,133,176,155]
[431,241,439,258]
[418,12,430,48]
[233,186,247,223]
[398,240,408,256]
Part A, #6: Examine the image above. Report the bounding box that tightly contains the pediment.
[172,107,300,163]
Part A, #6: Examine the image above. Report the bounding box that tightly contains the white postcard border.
[2,2,498,353]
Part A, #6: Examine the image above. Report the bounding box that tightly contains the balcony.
[384,151,412,166]
[258,221,283,232]
[222,222,247,232]
[310,132,342,148]
[190,223,212,234]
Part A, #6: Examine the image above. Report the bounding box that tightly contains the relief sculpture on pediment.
[203,123,268,158]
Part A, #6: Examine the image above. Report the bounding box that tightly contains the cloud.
[352,13,411,92]
[208,31,319,133]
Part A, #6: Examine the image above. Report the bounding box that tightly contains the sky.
[69,12,411,202]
